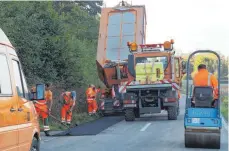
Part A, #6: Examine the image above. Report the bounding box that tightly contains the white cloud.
[103,0,229,56]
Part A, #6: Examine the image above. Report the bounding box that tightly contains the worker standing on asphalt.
[193,64,219,106]
[92,85,98,114]
[86,84,98,115]
[86,85,92,115]
[61,91,76,125]
[33,83,53,136]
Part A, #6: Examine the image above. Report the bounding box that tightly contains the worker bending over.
[61,91,76,125]
[33,83,53,136]
[193,64,219,107]
[86,84,98,115]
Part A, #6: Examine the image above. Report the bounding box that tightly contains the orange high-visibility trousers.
[61,104,72,124]
[34,103,50,131]
[87,98,98,114]
[87,99,94,114]
[92,100,98,112]
[35,104,49,119]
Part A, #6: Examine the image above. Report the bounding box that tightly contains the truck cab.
[0,28,43,151]
[123,40,185,121]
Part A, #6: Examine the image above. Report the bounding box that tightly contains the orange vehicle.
[0,28,43,151]
[122,40,186,121]
[96,1,146,115]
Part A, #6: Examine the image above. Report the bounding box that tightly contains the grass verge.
[221,96,228,122]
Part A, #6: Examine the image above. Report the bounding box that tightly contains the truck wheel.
[30,137,40,151]
[168,106,177,120]
[125,109,135,121]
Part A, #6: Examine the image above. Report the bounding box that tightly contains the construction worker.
[33,83,53,136]
[86,84,97,115]
[193,64,219,106]
[92,85,98,113]
[61,91,76,125]
[45,83,53,116]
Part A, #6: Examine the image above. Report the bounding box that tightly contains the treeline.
[182,53,228,80]
[0,1,103,90]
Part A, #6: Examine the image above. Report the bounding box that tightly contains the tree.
[0,1,102,89]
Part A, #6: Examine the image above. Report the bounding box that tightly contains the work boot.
[44,130,50,136]
[67,121,71,126]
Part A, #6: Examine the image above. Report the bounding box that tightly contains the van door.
[0,52,18,151]
[11,58,33,151]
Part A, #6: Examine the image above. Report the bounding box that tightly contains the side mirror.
[36,84,45,100]
[30,84,45,101]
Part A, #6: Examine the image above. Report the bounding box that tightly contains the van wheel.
[30,137,40,151]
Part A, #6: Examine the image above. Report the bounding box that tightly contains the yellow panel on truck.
[151,62,164,81]
[136,62,164,84]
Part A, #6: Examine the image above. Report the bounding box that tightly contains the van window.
[21,69,29,99]
[12,60,24,97]
[0,54,12,95]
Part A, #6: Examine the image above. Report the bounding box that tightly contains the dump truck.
[96,1,146,115]
[122,40,186,121]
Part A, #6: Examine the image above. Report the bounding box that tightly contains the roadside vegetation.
[221,96,228,121]
[0,1,104,130]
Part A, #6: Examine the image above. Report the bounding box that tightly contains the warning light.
[127,42,138,51]
[163,41,172,51]
[170,39,174,44]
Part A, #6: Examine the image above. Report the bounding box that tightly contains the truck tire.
[30,136,40,151]
[125,109,135,121]
[168,106,177,120]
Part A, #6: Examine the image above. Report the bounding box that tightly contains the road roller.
[184,50,222,149]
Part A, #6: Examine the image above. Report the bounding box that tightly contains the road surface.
[41,95,228,151]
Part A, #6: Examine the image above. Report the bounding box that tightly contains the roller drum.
[185,129,221,149]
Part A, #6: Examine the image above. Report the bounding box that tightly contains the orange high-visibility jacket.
[86,87,92,97]
[193,69,218,99]
[86,88,96,98]
[62,92,74,106]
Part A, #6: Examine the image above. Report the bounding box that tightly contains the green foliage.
[0,1,102,89]
[0,1,104,128]
[221,97,228,121]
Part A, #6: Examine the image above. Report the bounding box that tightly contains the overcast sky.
[103,0,229,56]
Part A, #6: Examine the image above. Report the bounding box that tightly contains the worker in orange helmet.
[61,91,76,125]
[193,64,219,107]
[33,83,53,136]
